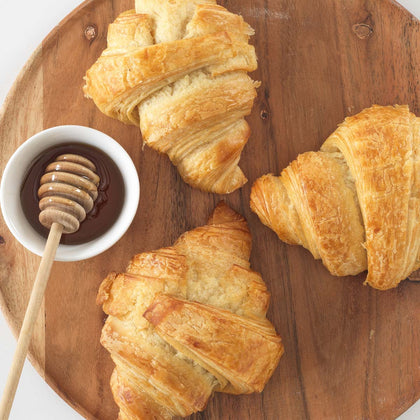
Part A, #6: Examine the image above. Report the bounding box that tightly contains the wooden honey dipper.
[38,154,100,233]
[0,154,100,420]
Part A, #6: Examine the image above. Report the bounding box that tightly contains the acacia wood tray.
[0,0,419,418]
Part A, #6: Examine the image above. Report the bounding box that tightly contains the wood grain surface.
[1,0,420,419]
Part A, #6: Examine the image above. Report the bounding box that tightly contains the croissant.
[97,203,283,419]
[83,0,260,194]
[250,105,420,290]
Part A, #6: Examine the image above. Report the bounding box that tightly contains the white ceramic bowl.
[0,125,140,261]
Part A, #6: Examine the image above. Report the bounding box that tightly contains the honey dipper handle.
[0,222,63,420]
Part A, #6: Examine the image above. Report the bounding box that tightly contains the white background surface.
[0,0,419,419]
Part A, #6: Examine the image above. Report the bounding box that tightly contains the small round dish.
[0,125,140,261]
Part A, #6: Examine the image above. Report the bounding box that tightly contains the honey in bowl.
[20,143,125,245]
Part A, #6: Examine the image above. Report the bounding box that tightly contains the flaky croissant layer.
[97,203,283,419]
[251,105,420,290]
[84,0,260,194]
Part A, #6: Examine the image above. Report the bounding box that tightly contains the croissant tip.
[207,201,247,226]
[97,272,118,305]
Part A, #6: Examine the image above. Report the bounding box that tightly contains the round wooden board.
[1,0,419,418]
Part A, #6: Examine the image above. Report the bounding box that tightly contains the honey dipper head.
[37,154,100,234]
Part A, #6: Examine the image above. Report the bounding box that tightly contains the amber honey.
[20,143,125,245]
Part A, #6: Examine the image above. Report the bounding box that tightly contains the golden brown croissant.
[250,105,420,290]
[97,203,283,419]
[84,0,259,194]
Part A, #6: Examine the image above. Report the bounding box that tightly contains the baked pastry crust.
[97,203,283,419]
[144,294,282,395]
[251,105,420,290]
[84,1,259,193]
